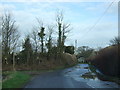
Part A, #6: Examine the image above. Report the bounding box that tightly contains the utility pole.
[75,40,77,54]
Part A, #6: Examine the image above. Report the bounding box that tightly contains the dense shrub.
[65,46,74,54]
[86,45,120,78]
[61,53,77,66]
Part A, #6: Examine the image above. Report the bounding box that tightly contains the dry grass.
[2,53,77,71]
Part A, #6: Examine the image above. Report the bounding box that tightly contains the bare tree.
[31,27,40,53]
[0,14,2,70]
[46,24,54,59]
[110,37,120,45]
[36,18,46,53]
[11,29,20,71]
[56,10,71,54]
[1,12,20,66]
[0,16,2,42]
[61,23,71,52]
[56,11,63,54]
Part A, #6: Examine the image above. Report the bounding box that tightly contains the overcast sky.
[0,0,118,49]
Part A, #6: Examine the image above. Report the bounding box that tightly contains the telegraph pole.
[75,40,77,54]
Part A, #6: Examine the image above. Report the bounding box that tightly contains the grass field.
[2,71,31,88]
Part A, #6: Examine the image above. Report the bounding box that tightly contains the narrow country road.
[24,64,120,88]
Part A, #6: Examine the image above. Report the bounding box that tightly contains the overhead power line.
[79,0,116,41]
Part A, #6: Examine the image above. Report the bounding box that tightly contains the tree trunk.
[13,52,16,71]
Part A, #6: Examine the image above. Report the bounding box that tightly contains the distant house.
[78,57,85,63]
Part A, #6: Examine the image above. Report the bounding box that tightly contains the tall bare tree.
[38,27,45,53]
[56,11,71,54]
[1,12,20,65]
[0,14,2,70]
[31,27,40,53]
[56,11,63,54]
[36,19,46,53]
[46,25,54,59]
[11,29,20,71]
[61,23,71,52]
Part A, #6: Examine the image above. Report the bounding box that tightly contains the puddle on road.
[64,64,120,88]
[81,72,97,80]
[75,65,89,69]
[64,70,72,74]
[75,64,98,80]
[64,64,91,77]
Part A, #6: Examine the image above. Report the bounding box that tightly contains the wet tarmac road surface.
[24,64,120,88]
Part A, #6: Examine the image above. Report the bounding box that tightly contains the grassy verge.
[2,63,78,88]
[2,71,31,88]
[96,72,120,85]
